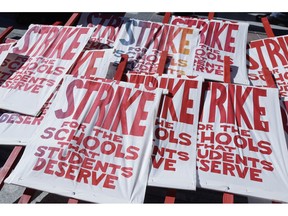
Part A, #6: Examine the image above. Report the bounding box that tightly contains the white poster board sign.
[0,24,95,116]
[127,72,203,190]
[171,16,249,84]
[5,75,164,203]
[248,35,288,100]
[197,81,288,202]
[112,18,200,75]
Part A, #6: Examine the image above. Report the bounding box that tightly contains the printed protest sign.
[77,13,128,49]
[70,49,118,79]
[197,81,288,202]
[5,75,164,203]
[0,24,95,116]
[112,18,200,75]
[171,16,249,84]
[248,35,288,100]
[127,72,203,190]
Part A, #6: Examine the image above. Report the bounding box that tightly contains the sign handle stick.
[158,49,176,203]
[157,50,168,76]
[261,24,286,194]
[52,21,63,26]
[223,56,231,83]
[0,26,13,43]
[162,13,172,24]
[223,193,234,203]
[208,12,215,20]
[65,13,81,26]
[68,198,79,203]
[18,188,37,203]
[1,18,69,203]
[164,189,177,203]
[262,67,277,88]
[222,55,234,203]
[0,146,24,190]
[261,17,275,38]
[114,54,129,81]
[58,13,83,203]
[12,14,82,204]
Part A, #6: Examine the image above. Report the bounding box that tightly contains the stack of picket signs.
[0,12,288,203]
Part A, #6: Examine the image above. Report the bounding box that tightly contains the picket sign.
[256,19,282,203]
[248,19,286,203]
[73,53,128,204]
[162,66,176,203]
[270,71,284,204]
[0,26,13,43]
[260,16,288,137]
[16,19,72,204]
[161,14,186,204]
[15,54,129,204]
[222,55,279,204]
[257,69,282,205]
[16,48,129,205]
[221,55,278,204]
[138,61,202,203]
[0,13,84,203]
[222,55,234,203]
[157,50,177,204]
[16,14,84,204]
[152,13,177,203]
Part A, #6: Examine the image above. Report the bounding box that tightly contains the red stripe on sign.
[0,26,13,43]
